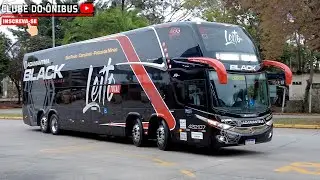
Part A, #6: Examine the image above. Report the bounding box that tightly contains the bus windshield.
[209,71,269,113]
[197,24,259,61]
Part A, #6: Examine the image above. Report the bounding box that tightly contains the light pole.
[52,0,55,47]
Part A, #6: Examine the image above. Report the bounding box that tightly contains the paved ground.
[0,108,22,115]
[0,120,320,180]
[1,108,320,120]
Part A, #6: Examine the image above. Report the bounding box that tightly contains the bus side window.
[173,82,185,105]
[157,25,201,58]
[184,80,207,110]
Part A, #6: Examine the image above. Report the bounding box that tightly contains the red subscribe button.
[79,3,94,14]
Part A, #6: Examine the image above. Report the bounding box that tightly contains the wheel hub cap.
[132,124,140,142]
[157,126,165,146]
[41,117,47,129]
[51,118,57,132]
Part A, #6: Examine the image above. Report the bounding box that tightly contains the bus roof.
[23,21,241,57]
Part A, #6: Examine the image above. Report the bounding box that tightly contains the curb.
[0,117,22,120]
[273,113,320,116]
[274,124,320,129]
[0,118,320,129]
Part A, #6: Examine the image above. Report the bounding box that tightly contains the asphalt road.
[1,120,320,180]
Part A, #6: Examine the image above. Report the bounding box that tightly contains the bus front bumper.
[213,124,273,147]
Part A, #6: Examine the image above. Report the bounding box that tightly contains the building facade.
[0,76,18,101]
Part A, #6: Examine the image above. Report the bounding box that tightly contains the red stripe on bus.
[114,35,176,130]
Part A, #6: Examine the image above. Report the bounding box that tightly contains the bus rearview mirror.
[262,60,293,86]
[187,57,228,84]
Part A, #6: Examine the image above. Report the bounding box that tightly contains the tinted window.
[197,24,259,62]
[70,69,88,87]
[170,69,207,109]
[185,79,207,109]
[127,29,163,64]
[209,71,269,112]
[172,81,185,105]
[156,25,201,58]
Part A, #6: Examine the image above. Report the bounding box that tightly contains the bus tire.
[40,115,49,133]
[132,118,144,147]
[156,120,171,151]
[50,114,60,135]
[208,136,222,154]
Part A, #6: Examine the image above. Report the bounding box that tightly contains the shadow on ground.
[29,127,266,157]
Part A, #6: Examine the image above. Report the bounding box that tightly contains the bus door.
[171,69,210,142]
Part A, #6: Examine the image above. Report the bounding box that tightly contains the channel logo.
[79,3,94,14]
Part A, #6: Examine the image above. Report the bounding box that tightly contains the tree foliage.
[239,0,320,58]
[62,7,149,44]
[0,0,150,103]
[0,33,11,80]
[184,0,262,55]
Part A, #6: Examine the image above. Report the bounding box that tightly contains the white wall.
[289,73,320,100]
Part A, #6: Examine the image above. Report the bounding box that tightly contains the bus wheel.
[132,118,144,147]
[208,136,222,154]
[156,120,171,151]
[40,115,49,133]
[50,114,60,135]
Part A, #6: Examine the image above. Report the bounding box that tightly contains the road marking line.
[152,158,176,167]
[275,162,320,175]
[291,162,320,168]
[180,170,196,178]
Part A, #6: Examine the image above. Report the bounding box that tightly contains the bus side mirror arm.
[187,57,228,84]
[262,60,293,86]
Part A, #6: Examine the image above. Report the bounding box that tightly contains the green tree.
[62,7,149,44]
[110,0,188,23]
[184,0,263,54]
[0,33,11,80]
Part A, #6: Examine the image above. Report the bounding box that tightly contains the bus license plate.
[245,139,256,145]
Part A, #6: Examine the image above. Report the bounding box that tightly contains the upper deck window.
[127,29,163,64]
[156,25,201,58]
[197,24,259,61]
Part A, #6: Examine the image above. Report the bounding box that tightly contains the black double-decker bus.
[22,21,292,151]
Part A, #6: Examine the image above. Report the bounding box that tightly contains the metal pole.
[281,86,286,113]
[309,86,312,113]
[308,56,315,113]
[52,16,55,47]
[52,0,55,47]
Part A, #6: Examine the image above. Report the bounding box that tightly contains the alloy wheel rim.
[51,118,58,133]
[132,123,140,143]
[157,125,165,146]
[41,117,47,130]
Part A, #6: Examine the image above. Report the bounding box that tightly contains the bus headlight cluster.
[266,119,273,126]
[207,119,232,130]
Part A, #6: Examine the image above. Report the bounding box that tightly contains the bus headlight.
[207,119,232,130]
[265,114,272,121]
[266,119,273,126]
[194,114,232,130]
